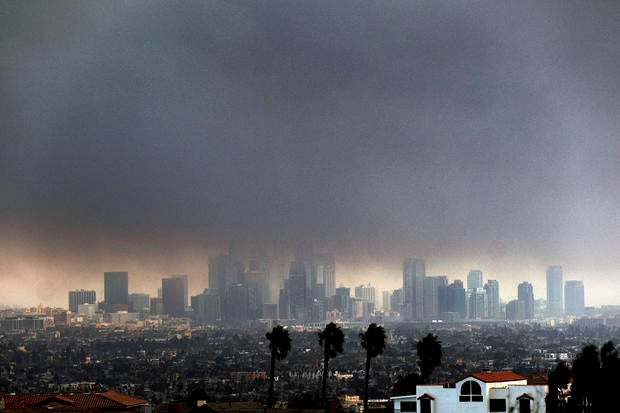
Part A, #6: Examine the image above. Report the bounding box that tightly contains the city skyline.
[47,258,589,319]
[2,2,620,307]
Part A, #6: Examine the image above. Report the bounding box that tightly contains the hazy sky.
[2,1,619,307]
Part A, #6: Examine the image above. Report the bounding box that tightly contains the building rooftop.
[0,391,147,410]
[466,371,527,383]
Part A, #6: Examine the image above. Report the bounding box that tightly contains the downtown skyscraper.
[565,280,584,316]
[403,258,425,321]
[518,282,535,319]
[104,272,128,311]
[546,265,564,317]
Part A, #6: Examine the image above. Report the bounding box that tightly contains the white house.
[391,371,547,413]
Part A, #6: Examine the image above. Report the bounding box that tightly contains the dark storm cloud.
[2,1,620,303]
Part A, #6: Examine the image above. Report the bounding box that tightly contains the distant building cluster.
[0,246,589,330]
[398,260,585,323]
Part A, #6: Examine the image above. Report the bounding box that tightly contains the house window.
[519,398,531,413]
[459,380,483,402]
[400,401,417,412]
[490,398,507,412]
[420,398,431,413]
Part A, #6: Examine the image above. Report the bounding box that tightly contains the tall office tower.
[355,284,376,304]
[68,290,96,313]
[208,254,244,292]
[288,261,308,320]
[469,288,488,319]
[278,287,291,319]
[248,258,272,302]
[354,284,376,314]
[382,291,391,312]
[518,282,535,319]
[565,280,585,316]
[423,276,448,320]
[170,274,188,308]
[246,266,270,316]
[403,258,426,321]
[546,265,564,317]
[467,270,483,291]
[446,280,466,319]
[128,293,150,313]
[391,288,403,314]
[104,272,128,307]
[484,280,500,319]
[162,276,186,317]
[334,286,351,319]
[208,254,229,292]
[313,254,336,298]
[224,283,249,322]
[191,289,221,323]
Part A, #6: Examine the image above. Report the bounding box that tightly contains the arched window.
[459,380,483,402]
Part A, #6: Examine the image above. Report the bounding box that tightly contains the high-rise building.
[104,272,128,307]
[546,265,563,317]
[518,282,535,319]
[391,288,403,314]
[468,288,488,319]
[334,286,351,319]
[403,258,425,321]
[467,270,483,291]
[424,276,448,320]
[162,276,186,317]
[68,290,96,313]
[191,289,221,322]
[565,280,584,316]
[484,280,500,319]
[382,291,391,312]
[287,261,308,320]
[445,280,466,319]
[208,254,229,292]
[314,254,336,298]
[224,283,249,322]
[355,284,376,305]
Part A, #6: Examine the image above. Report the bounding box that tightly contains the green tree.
[360,323,387,413]
[570,344,600,413]
[318,322,345,407]
[266,325,291,407]
[546,360,571,413]
[416,333,443,384]
[600,341,619,413]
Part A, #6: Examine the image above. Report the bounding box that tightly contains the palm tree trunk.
[321,349,329,409]
[363,353,371,413]
[268,351,276,407]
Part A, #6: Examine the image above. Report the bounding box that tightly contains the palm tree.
[360,323,387,413]
[318,322,345,407]
[266,325,291,407]
[416,333,443,384]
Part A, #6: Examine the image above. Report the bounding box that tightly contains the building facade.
[403,258,425,321]
[392,371,547,413]
[104,272,129,307]
[518,282,535,319]
[68,289,96,313]
[546,266,563,317]
[564,280,584,316]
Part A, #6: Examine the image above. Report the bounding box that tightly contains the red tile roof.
[0,391,147,410]
[466,371,526,383]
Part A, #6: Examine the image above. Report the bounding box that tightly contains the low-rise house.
[391,371,547,413]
